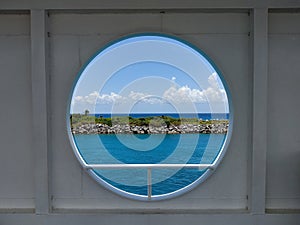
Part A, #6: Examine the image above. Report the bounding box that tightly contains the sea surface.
[94,113,229,120]
[74,133,227,196]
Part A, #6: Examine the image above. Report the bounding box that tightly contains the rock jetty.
[71,122,228,135]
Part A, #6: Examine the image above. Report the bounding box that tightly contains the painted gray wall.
[49,11,250,210]
[0,1,299,224]
[267,12,300,210]
[0,14,34,210]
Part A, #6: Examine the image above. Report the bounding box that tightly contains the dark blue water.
[74,133,226,196]
[94,113,229,120]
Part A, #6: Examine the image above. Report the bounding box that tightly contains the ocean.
[74,133,227,196]
[93,113,229,120]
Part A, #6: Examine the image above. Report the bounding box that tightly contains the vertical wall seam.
[247,9,254,213]
[31,9,50,215]
[250,7,268,215]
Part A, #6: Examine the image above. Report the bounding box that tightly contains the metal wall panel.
[0,13,34,210]
[267,12,300,210]
[0,3,299,224]
[49,12,250,211]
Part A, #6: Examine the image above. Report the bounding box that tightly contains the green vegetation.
[71,113,96,125]
[71,114,112,127]
[70,113,228,129]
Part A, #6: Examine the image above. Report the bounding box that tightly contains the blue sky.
[71,35,229,114]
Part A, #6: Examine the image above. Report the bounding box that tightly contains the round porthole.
[67,34,232,201]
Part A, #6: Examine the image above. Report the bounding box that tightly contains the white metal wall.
[0,13,34,211]
[267,12,300,211]
[0,1,299,224]
[49,11,250,211]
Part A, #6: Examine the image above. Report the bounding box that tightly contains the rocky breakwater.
[72,121,229,135]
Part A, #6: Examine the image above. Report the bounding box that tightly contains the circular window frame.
[66,33,234,201]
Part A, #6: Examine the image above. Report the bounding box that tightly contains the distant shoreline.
[92,112,229,120]
[70,114,229,135]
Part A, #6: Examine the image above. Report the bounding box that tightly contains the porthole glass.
[68,34,232,201]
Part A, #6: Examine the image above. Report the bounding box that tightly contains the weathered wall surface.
[0,1,299,224]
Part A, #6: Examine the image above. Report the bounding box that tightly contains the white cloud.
[74,91,98,104]
[72,73,228,110]
[73,91,124,105]
[73,91,165,108]
[163,85,206,103]
[128,91,148,101]
[97,92,124,104]
[208,72,219,89]
[205,73,227,102]
[163,73,227,104]
[129,91,165,104]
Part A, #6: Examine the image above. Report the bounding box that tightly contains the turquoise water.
[74,133,226,196]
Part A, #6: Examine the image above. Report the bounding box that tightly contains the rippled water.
[74,133,226,196]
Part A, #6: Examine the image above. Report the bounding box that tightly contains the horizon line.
[71,112,230,114]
